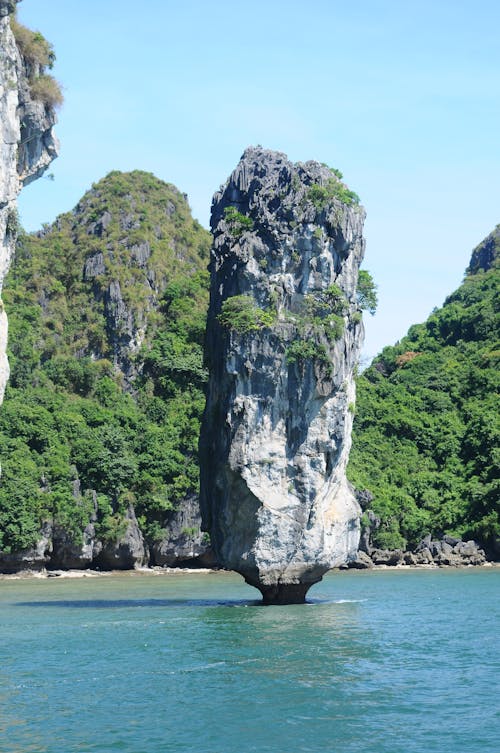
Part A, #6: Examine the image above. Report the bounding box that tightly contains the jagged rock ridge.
[0,0,58,402]
[200,147,366,603]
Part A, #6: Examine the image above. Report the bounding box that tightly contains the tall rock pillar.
[0,0,58,402]
[200,147,366,603]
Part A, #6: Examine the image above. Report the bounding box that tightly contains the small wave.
[305,597,368,605]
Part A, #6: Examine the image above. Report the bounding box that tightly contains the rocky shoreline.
[347,535,489,569]
[0,508,493,577]
[0,496,217,574]
[1,553,497,581]
[0,504,492,576]
[346,495,496,570]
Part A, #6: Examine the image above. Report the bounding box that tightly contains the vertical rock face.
[200,147,366,603]
[0,0,58,402]
[466,225,499,275]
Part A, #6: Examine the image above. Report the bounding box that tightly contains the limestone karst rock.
[0,0,58,403]
[466,224,499,275]
[199,147,366,603]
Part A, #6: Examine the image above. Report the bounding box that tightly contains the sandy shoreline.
[1,561,498,581]
[0,566,222,580]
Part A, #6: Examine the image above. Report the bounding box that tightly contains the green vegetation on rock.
[218,295,275,334]
[285,340,331,369]
[356,270,378,315]
[0,171,210,554]
[10,14,63,108]
[223,206,254,239]
[282,283,351,368]
[348,236,499,554]
[10,16,55,69]
[308,177,360,209]
[28,74,64,108]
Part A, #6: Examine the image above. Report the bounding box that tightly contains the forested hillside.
[0,171,211,565]
[0,168,498,569]
[348,227,499,556]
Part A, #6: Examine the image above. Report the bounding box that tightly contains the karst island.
[200,147,366,603]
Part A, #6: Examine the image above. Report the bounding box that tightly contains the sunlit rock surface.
[0,0,58,402]
[200,147,366,603]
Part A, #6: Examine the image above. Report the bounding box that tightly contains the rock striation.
[200,147,366,603]
[0,0,58,403]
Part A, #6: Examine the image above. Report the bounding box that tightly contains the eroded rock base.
[248,580,319,605]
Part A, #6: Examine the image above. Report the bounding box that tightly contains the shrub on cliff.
[356,270,378,315]
[223,206,254,239]
[218,295,275,333]
[10,15,63,108]
[285,340,331,369]
[10,17,55,69]
[29,75,64,108]
[308,178,360,208]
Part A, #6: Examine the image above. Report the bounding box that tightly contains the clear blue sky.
[16,0,500,361]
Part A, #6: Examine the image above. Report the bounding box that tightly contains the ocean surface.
[0,568,498,753]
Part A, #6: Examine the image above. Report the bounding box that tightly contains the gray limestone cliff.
[466,224,499,276]
[199,147,366,603]
[0,0,58,402]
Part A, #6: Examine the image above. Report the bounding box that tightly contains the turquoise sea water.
[1,568,498,753]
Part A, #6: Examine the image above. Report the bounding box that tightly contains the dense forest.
[348,227,499,556]
[0,171,210,556]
